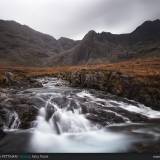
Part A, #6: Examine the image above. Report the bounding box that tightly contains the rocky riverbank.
[0,77,160,153]
[57,69,160,111]
[0,71,42,89]
[0,58,160,131]
[0,72,43,130]
[0,87,40,129]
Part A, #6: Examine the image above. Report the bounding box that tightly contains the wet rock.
[14,104,38,129]
[81,102,126,125]
[16,78,42,89]
[51,96,69,108]
[80,99,149,125]
[0,93,39,129]
[105,106,148,122]
[0,107,20,129]
[57,70,160,110]
[27,97,46,108]
[0,129,6,139]
[45,103,57,121]
[55,81,65,87]
[52,112,62,135]
[135,142,160,153]
[86,111,125,125]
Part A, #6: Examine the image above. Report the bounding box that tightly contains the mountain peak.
[86,30,97,36]
[83,30,97,41]
[58,37,78,51]
[143,19,160,24]
[58,37,74,41]
[88,30,97,34]
[133,19,160,34]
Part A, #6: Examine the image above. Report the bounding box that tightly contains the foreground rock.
[0,73,43,130]
[0,89,40,129]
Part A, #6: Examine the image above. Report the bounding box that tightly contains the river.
[0,77,160,153]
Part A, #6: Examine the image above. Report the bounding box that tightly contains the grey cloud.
[69,0,160,38]
[0,0,160,39]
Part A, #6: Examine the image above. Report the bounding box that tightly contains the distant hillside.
[58,37,79,51]
[52,19,160,65]
[0,20,78,66]
[0,19,160,66]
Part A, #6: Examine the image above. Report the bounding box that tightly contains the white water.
[31,105,133,153]
[1,78,160,153]
[77,90,160,119]
[29,78,153,153]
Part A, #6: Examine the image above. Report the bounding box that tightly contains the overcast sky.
[0,0,160,40]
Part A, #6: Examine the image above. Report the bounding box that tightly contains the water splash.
[28,78,160,152]
[30,87,135,153]
[31,106,133,153]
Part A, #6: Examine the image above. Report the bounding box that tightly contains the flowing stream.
[0,77,160,153]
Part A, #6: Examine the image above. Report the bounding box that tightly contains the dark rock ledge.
[0,72,42,89]
[56,69,160,111]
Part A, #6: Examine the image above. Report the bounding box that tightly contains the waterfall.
[29,83,134,153]
[36,97,96,134]
[27,78,159,152]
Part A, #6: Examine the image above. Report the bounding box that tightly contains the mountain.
[131,19,160,42]
[58,37,79,51]
[0,20,78,66]
[0,19,160,66]
[53,19,160,65]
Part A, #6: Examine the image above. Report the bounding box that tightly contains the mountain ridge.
[52,19,160,65]
[0,19,78,66]
[0,19,160,66]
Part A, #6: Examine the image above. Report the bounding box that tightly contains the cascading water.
[1,77,160,153]
[28,78,160,153]
[31,98,133,153]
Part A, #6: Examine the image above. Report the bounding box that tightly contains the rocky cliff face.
[55,20,160,65]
